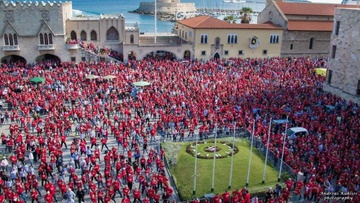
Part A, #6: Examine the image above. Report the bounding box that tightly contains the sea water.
[71,0,265,33]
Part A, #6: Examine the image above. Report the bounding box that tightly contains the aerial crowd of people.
[0,56,359,203]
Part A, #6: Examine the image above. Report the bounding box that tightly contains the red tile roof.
[177,16,283,30]
[276,2,359,16]
[287,20,334,31]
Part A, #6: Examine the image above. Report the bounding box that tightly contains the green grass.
[163,138,281,200]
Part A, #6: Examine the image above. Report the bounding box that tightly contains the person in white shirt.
[1,157,9,171]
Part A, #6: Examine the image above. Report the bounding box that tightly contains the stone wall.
[257,2,287,27]
[258,1,336,58]
[0,1,71,36]
[281,30,331,58]
[135,1,196,15]
[324,8,360,104]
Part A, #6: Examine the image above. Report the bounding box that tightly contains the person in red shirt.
[133,188,141,202]
[90,190,97,203]
[97,189,104,203]
[30,188,40,203]
[221,191,230,203]
[100,137,109,151]
[213,194,222,203]
[44,191,53,203]
[121,196,131,203]
[244,190,251,203]
[285,178,293,191]
[122,185,130,198]
[282,187,290,202]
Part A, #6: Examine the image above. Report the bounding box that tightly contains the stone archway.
[36,54,61,64]
[183,50,191,60]
[1,55,27,65]
[214,52,220,59]
[146,50,176,60]
[128,51,136,61]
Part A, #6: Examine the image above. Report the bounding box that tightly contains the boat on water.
[223,0,232,2]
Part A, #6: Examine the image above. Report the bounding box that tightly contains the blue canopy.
[272,119,289,124]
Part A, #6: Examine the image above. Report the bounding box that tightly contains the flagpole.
[246,120,255,186]
[278,116,288,182]
[211,124,217,192]
[154,0,157,43]
[228,122,236,189]
[262,118,272,184]
[193,132,198,195]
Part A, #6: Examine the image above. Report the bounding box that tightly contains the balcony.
[38,44,55,51]
[2,45,20,51]
[66,44,80,50]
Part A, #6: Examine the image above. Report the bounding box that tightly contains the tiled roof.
[177,16,283,30]
[276,2,359,16]
[287,20,334,31]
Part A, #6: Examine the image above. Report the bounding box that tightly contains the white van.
[286,127,309,139]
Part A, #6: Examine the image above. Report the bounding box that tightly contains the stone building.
[0,1,73,63]
[259,0,358,58]
[0,1,193,63]
[175,16,283,60]
[134,0,196,16]
[0,0,131,64]
[323,8,360,104]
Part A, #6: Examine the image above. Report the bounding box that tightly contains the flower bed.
[186,141,239,159]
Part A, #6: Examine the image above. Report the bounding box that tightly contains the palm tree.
[223,15,236,24]
[240,7,253,24]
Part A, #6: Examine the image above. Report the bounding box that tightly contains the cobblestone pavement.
[0,102,179,203]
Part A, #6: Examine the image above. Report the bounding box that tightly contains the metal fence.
[161,126,296,202]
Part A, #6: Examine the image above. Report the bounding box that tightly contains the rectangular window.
[71,57,76,62]
[238,50,243,55]
[227,34,238,44]
[188,31,192,38]
[334,21,340,36]
[309,37,314,49]
[331,45,337,59]
[290,44,293,50]
[263,50,268,55]
[201,51,206,56]
[81,57,86,62]
[269,34,279,44]
[357,80,360,95]
[327,70,333,85]
[224,50,229,55]
[200,34,208,44]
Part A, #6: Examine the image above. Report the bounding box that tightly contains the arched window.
[90,30,97,40]
[4,34,9,45]
[106,27,119,40]
[13,34,18,45]
[80,30,87,41]
[44,33,48,45]
[9,34,13,45]
[70,31,77,40]
[215,37,220,49]
[39,33,44,44]
[130,34,134,44]
[48,33,53,44]
[309,37,314,49]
